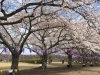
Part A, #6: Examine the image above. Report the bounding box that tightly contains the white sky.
[17,0,22,3]
[0,48,36,55]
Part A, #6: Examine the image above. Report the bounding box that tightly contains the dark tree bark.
[11,53,20,72]
[67,54,72,67]
[41,52,48,70]
[82,57,86,67]
[66,50,72,67]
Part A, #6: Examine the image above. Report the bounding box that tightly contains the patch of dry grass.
[0,62,39,67]
[0,62,40,71]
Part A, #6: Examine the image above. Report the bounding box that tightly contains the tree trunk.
[41,54,47,70]
[82,57,86,67]
[11,54,19,72]
[67,55,72,67]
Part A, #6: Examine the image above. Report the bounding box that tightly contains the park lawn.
[2,64,100,75]
[50,62,83,67]
[1,62,100,75]
[0,61,93,72]
[0,62,67,69]
[0,62,40,71]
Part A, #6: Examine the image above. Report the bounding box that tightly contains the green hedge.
[21,59,42,64]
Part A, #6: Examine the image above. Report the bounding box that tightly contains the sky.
[0,48,36,55]
[17,0,22,3]
[0,0,100,55]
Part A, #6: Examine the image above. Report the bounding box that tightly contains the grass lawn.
[0,62,40,71]
[0,61,99,72]
[0,61,84,70]
[1,62,100,75]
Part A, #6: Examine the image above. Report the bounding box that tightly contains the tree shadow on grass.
[1,65,100,75]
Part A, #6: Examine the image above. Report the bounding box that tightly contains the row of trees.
[0,0,100,71]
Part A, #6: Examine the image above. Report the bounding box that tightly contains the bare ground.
[1,65,100,75]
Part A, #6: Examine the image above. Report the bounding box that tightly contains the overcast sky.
[0,48,36,55]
